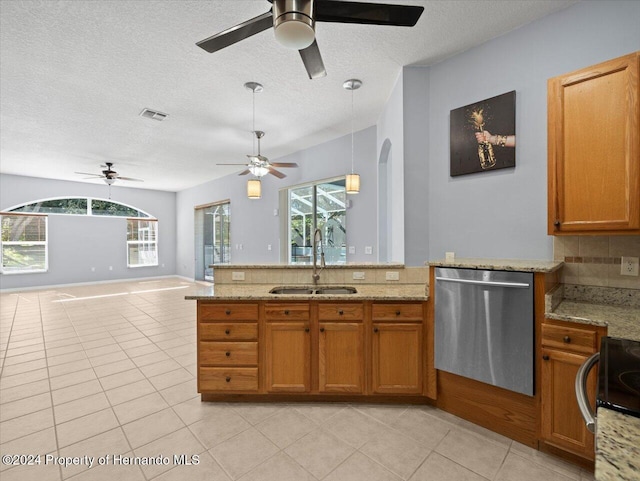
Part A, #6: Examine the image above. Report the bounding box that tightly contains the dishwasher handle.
[435,276,530,288]
[575,352,599,434]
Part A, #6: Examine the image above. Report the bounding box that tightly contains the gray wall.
[376,73,405,263]
[399,0,640,262]
[176,126,378,279]
[0,174,176,289]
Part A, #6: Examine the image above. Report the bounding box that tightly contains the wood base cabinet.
[196,299,432,401]
[540,321,605,460]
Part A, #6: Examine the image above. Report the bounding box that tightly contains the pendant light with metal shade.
[344,79,362,194]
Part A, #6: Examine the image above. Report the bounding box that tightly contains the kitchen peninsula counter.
[185,283,428,301]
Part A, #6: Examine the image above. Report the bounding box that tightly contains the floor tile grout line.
[0,296,22,380]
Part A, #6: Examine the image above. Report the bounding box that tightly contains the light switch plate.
[353,272,365,280]
[621,257,639,276]
[232,271,245,281]
[349,246,356,254]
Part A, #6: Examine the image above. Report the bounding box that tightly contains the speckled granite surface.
[545,285,640,341]
[429,258,563,273]
[212,263,406,269]
[185,283,429,301]
[596,408,640,481]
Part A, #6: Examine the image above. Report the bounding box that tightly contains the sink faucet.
[312,228,326,285]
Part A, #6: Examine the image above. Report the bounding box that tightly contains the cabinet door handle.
[225,329,230,335]
[225,377,231,382]
[225,351,231,357]
[542,355,550,361]
[304,327,310,333]
[563,336,571,343]
[225,310,231,315]
[554,220,561,227]
[284,310,290,315]
[395,310,401,316]
[338,309,344,315]
[373,327,379,333]
[320,327,325,333]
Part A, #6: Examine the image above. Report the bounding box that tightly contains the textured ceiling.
[0,0,577,192]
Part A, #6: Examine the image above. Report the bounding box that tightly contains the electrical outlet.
[349,246,356,254]
[365,246,373,255]
[109,266,113,271]
[352,272,365,280]
[232,271,245,281]
[385,271,399,281]
[267,244,272,251]
[91,267,95,272]
[620,256,639,276]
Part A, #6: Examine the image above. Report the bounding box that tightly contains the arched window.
[1,197,157,274]
[6,197,153,218]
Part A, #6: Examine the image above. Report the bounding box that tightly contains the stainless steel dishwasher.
[435,267,534,396]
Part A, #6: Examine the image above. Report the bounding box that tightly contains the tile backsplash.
[553,236,640,289]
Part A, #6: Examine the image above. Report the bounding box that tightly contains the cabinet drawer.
[372,303,423,321]
[199,341,258,365]
[199,367,258,392]
[265,303,310,320]
[318,303,364,321]
[541,324,597,354]
[199,303,258,321]
[199,322,257,341]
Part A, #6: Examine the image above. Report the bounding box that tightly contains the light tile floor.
[0,278,596,481]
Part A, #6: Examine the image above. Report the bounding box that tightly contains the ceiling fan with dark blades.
[75,162,144,185]
[196,0,424,79]
[217,130,298,179]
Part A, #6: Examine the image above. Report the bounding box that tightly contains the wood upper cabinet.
[318,322,364,393]
[540,321,603,460]
[265,321,311,392]
[548,51,640,234]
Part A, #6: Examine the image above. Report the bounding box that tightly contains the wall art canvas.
[449,91,516,176]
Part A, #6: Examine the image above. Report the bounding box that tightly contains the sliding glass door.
[288,178,346,265]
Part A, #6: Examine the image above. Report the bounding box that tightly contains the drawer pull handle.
[542,355,550,361]
[225,352,231,357]
[374,327,379,333]
[338,309,344,315]
[563,336,571,343]
[225,377,231,382]
[284,310,290,315]
[320,327,325,333]
[305,327,310,333]
[395,310,401,316]
[225,310,231,315]
[225,329,230,335]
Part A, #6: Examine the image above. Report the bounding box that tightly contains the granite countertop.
[212,263,406,269]
[545,285,640,341]
[185,283,428,301]
[596,408,640,481]
[429,258,563,273]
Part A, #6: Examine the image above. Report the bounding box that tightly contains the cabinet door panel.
[265,322,311,392]
[372,323,422,394]
[540,348,596,459]
[319,322,364,393]
[548,52,639,233]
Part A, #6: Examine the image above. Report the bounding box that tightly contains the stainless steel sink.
[269,286,357,295]
[315,286,358,295]
[269,287,315,295]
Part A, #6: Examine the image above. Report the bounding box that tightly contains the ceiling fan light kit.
[272,0,315,50]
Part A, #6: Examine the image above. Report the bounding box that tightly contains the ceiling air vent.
[139,108,168,121]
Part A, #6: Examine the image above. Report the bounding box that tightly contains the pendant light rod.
[244,82,263,155]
